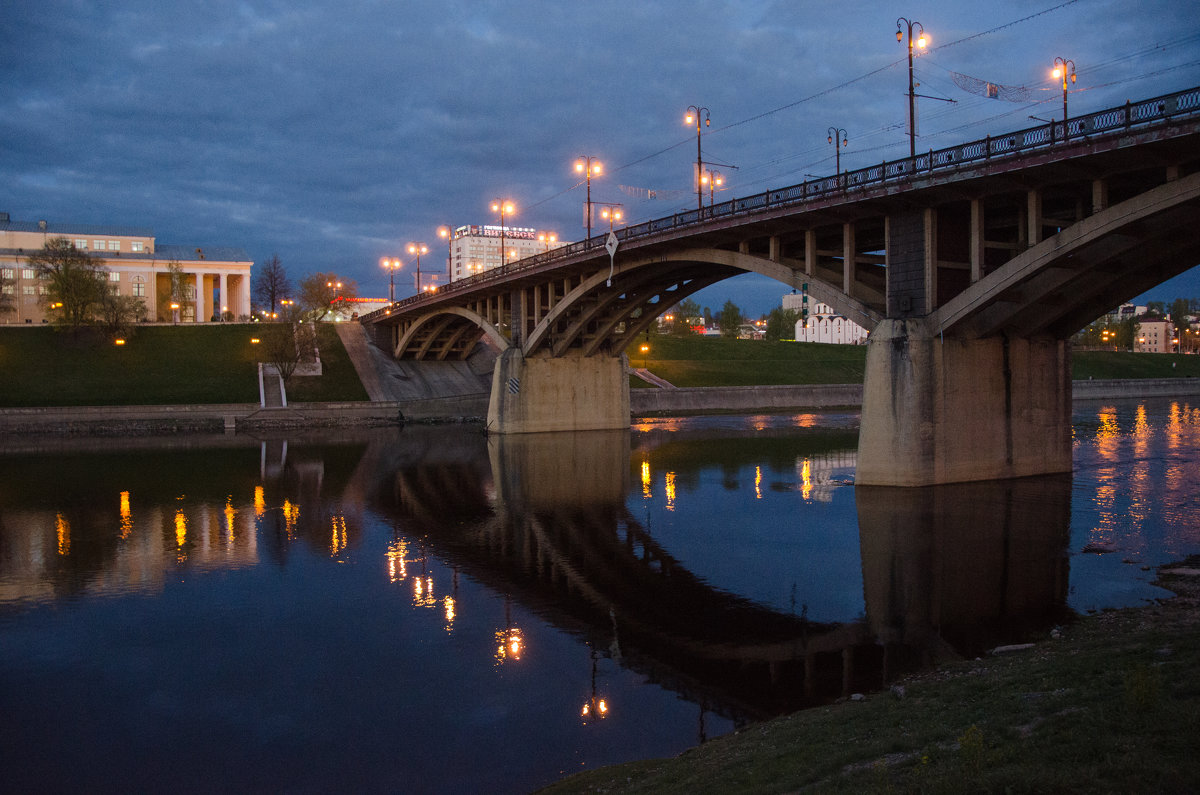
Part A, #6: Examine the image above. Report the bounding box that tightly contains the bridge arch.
[523,247,882,358]
[393,306,509,360]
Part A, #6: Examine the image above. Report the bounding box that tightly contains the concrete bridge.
[362,86,1200,485]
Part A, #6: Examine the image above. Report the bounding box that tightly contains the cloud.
[2,0,1198,311]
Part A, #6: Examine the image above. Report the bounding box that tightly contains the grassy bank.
[627,335,1200,387]
[544,562,1200,794]
[0,324,367,406]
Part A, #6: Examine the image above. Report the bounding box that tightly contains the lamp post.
[699,170,723,207]
[1053,57,1077,140]
[381,258,402,302]
[538,232,558,251]
[490,199,514,271]
[598,204,623,231]
[407,243,428,294]
[896,17,927,158]
[437,226,453,282]
[685,105,710,211]
[827,127,848,176]
[574,157,602,242]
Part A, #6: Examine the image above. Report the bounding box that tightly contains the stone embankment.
[0,378,1196,436]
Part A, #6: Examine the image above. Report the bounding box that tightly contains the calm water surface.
[1,398,1198,792]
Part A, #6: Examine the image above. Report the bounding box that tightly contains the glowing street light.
[538,232,558,251]
[699,170,723,207]
[381,257,402,302]
[437,225,452,281]
[491,199,515,271]
[827,126,848,176]
[896,17,927,158]
[407,242,429,294]
[1053,57,1077,140]
[599,204,623,231]
[575,157,603,241]
[685,105,711,211]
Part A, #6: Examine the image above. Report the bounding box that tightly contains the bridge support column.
[856,319,1072,486]
[487,349,631,434]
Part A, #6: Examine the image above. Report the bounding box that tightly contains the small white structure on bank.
[783,293,869,344]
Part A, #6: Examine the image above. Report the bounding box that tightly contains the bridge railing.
[362,85,1200,324]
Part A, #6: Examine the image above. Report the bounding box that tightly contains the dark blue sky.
[3,0,1199,315]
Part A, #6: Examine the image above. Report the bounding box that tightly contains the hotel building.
[444,224,564,282]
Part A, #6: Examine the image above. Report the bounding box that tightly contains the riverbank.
[542,559,1200,794]
[3,378,1198,435]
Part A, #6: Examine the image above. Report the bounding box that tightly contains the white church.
[782,293,869,345]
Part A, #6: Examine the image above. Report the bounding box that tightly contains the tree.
[157,261,189,322]
[28,237,109,334]
[97,290,147,338]
[254,254,292,315]
[718,300,743,338]
[1146,300,1167,316]
[298,271,358,321]
[670,298,702,336]
[765,306,801,341]
[1170,297,1191,339]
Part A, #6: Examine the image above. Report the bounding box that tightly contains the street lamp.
[407,243,429,294]
[685,105,710,211]
[381,257,402,302]
[699,170,723,207]
[574,157,602,241]
[437,225,452,281]
[491,199,515,271]
[1053,57,1077,140]
[599,204,623,231]
[896,17,927,158]
[538,232,558,251]
[827,127,848,176]
[170,302,180,326]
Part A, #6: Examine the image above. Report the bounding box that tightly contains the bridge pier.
[856,319,1072,486]
[487,349,631,434]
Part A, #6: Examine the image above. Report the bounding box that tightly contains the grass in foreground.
[542,563,1200,794]
[0,323,367,406]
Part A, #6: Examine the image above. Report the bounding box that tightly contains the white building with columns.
[1,212,253,324]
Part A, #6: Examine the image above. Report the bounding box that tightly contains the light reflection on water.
[0,398,1197,792]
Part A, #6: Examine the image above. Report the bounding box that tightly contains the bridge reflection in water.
[362,428,1072,722]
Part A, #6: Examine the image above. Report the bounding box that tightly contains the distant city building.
[1108,303,1147,322]
[445,224,564,282]
[1136,318,1174,353]
[784,295,869,345]
[0,212,252,324]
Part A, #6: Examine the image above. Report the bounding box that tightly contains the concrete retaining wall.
[630,383,863,414]
[2,378,1197,436]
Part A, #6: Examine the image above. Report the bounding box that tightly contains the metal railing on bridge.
[363,85,1200,323]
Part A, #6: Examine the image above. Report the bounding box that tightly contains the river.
[1,397,1197,792]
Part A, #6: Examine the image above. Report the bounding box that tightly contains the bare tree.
[253,254,292,315]
[298,271,358,321]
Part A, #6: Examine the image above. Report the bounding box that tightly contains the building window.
[1,285,12,295]
[74,239,88,250]
[94,240,105,250]
[38,285,48,295]
[109,271,121,282]
[1,268,13,280]
[132,276,145,297]
[21,268,35,279]
[107,240,120,251]
[23,286,35,296]
[131,241,144,252]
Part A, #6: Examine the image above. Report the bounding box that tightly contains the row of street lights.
[382,30,1080,294]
